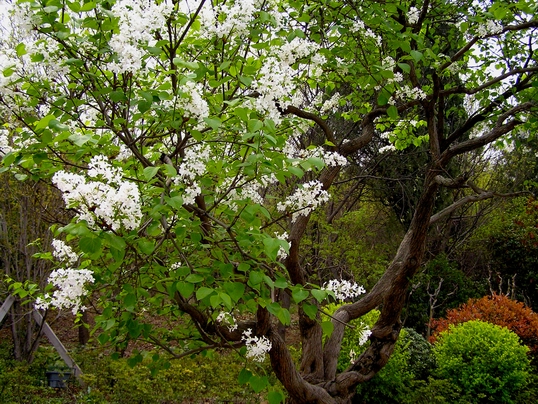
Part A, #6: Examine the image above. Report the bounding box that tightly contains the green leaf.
[410,50,423,62]
[15,43,26,57]
[268,391,285,404]
[248,119,263,133]
[143,166,159,180]
[238,368,252,385]
[377,91,390,106]
[43,5,59,13]
[276,309,290,326]
[237,263,250,272]
[176,281,194,298]
[137,239,155,255]
[138,100,152,113]
[311,289,328,303]
[164,195,183,210]
[35,115,56,130]
[387,105,399,119]
[291,287,309,304]
[249,271,264,285]
[79,236,102,254]
[173,58,199,70]
[219,292,232,310]
[249,376,269,393]
[303,303,318,320]
[103,233,126,250]
[196,286,214,300]
[110,91,126,102]
[164,164,177,177]
[204,117,221,130]
[321,321,334,338]
[398,63,411,73]
[123,293,137,311]
[288,166,304,178]
[274,277,288,289]
[223,282,245,302]
[185,274,204,283]
[80,1,96,11]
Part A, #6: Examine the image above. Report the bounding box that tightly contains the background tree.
[0,0,537,403]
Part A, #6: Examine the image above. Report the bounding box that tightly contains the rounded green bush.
[433,320,530,403]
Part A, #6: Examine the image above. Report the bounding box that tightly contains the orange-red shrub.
[429,294,538,353]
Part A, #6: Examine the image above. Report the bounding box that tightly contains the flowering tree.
[1,0,537,402]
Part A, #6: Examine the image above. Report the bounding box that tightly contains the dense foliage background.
[0,0,537,402]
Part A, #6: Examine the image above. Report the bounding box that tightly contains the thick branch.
[429,189,529,225]
[283,105,337,147]
[441,117,524,163]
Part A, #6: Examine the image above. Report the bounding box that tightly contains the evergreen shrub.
[433,320,530,403]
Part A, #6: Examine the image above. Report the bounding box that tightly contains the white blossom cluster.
[216,311,238,332]
[274,232,289,260]
[221,180,264,208]
[389,85,427,104]
[51,239,79,265]
[277,37,320,66]
[322,279,366,301]
[320,92,342,115]
[277,180,330,222]
[171,81,210,130]
[53,155,142,231]
[349,20,382,46]
[308,147,348,167]
[348,325,372,363]
[108,0,173,73]
[283,144,348,168]
[199,0,258,39]
[375,72,404,91]
[0,130,12,155]
[242,328,272,362]
[174,143,211,205]
[250,57,303,123]
[359,326,372,346]
[476,20,503,38]
[408,7,420,25]
[379,144,396,154]
[35,268,94,315]
[250,37,323,123]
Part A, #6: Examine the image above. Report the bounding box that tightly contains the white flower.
[107,0,173,73]
[320,92,341,115]
[359,326,372,346]
[199,0,257,39]
[322,279,366,301]
[51,239,79,265]
[476,20,503,38]
[277,180,330,222]
[408,7,420,25]
[217,311,238,332]
[176,143,211,182]
[379,144,396,154]
[35,268,94,315]
[389,85,427,104]
[274,232,290,260]
[52,155,142,231]
[242,329,272,362]
[286,146,348,168]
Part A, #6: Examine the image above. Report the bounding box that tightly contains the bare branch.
[440,68,538,97]
[429,189,530,225]
[283,105,337,147]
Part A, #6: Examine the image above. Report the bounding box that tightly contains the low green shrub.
[433,320,530,403]
[353,328,437,404]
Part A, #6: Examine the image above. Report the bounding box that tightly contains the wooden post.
[32,310,85,384]
[0,294,15,324]
[1,295,84,384]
